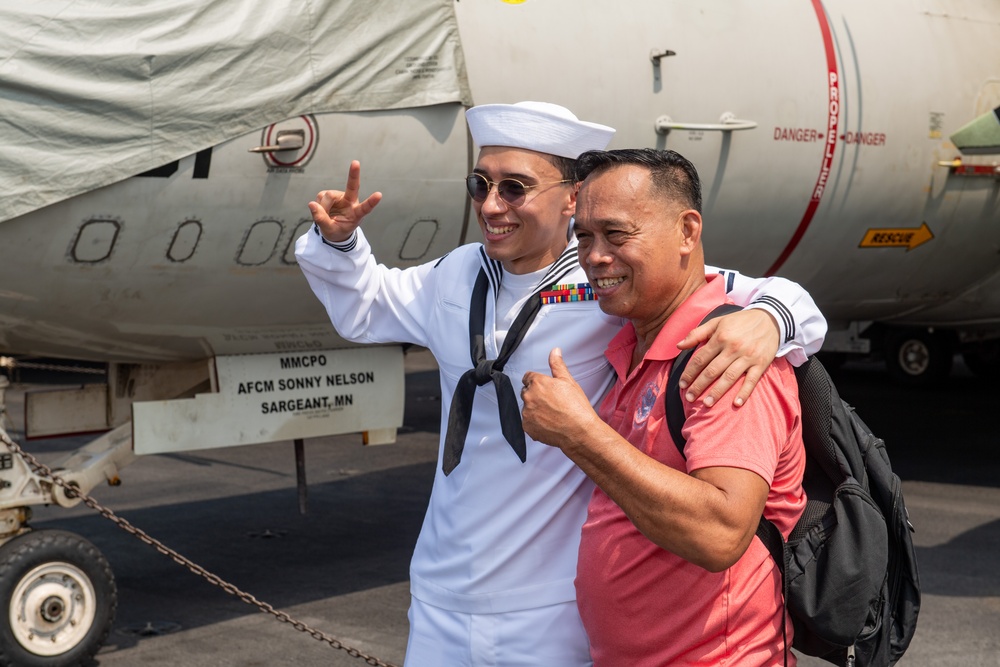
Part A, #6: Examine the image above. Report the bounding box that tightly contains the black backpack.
[666,305,920,667]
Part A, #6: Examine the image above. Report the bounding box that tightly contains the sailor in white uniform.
[296,101,827,667]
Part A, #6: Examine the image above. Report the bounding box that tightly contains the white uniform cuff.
[314,224,358,252]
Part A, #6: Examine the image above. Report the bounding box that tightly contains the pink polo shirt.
[576,275,806,667]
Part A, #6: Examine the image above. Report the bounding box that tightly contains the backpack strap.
[665,303,743,456]
[665,302,791,665]
[664,302,787,568]
[757,517,789,667]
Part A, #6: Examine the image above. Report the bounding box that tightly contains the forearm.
[554,419,762,572]
[710,267,828,365]
[295,228,431,345]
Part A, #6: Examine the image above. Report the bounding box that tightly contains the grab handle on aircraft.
[248,129,305,153]
[655,112,758,134]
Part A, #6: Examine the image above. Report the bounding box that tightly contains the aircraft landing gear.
[884,327,955,387]
[0,530,116,667]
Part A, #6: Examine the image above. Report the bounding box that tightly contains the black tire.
[884,327,954,387]
[0,530,116,667]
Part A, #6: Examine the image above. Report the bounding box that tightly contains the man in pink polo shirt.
[521,148,807,666]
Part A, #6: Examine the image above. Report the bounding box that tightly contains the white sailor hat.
[466,101,615,159]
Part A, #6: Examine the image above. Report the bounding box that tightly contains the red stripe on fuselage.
[765,0,840,276]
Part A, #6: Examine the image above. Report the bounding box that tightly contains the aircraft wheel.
[0,530,116,667]
[962,340,1000,378]
[884,328,954,386]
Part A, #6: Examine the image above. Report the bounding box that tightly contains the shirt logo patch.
[634,381,660,428]
[540,283,596,305]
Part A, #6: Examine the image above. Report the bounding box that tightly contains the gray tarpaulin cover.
[0,0,472,223]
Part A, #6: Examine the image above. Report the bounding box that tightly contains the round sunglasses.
[465,173,572,207]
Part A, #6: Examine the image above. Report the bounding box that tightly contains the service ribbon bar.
[540,283,596,304]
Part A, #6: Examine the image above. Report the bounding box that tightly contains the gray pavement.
[4,348,1000,666]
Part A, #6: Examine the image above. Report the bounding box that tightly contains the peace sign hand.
[308,160,383,243]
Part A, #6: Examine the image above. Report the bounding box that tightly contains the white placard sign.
[133,346,404,455]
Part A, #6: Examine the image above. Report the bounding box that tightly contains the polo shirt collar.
[605,274,728,379]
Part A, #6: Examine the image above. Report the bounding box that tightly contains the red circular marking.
[266,116,317,168]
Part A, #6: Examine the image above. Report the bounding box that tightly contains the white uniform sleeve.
[294,226,438,348]
[705,266,827,367]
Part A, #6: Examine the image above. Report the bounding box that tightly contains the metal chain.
[0,428,398,667]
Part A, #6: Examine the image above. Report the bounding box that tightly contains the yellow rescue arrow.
[859,222,934,250]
